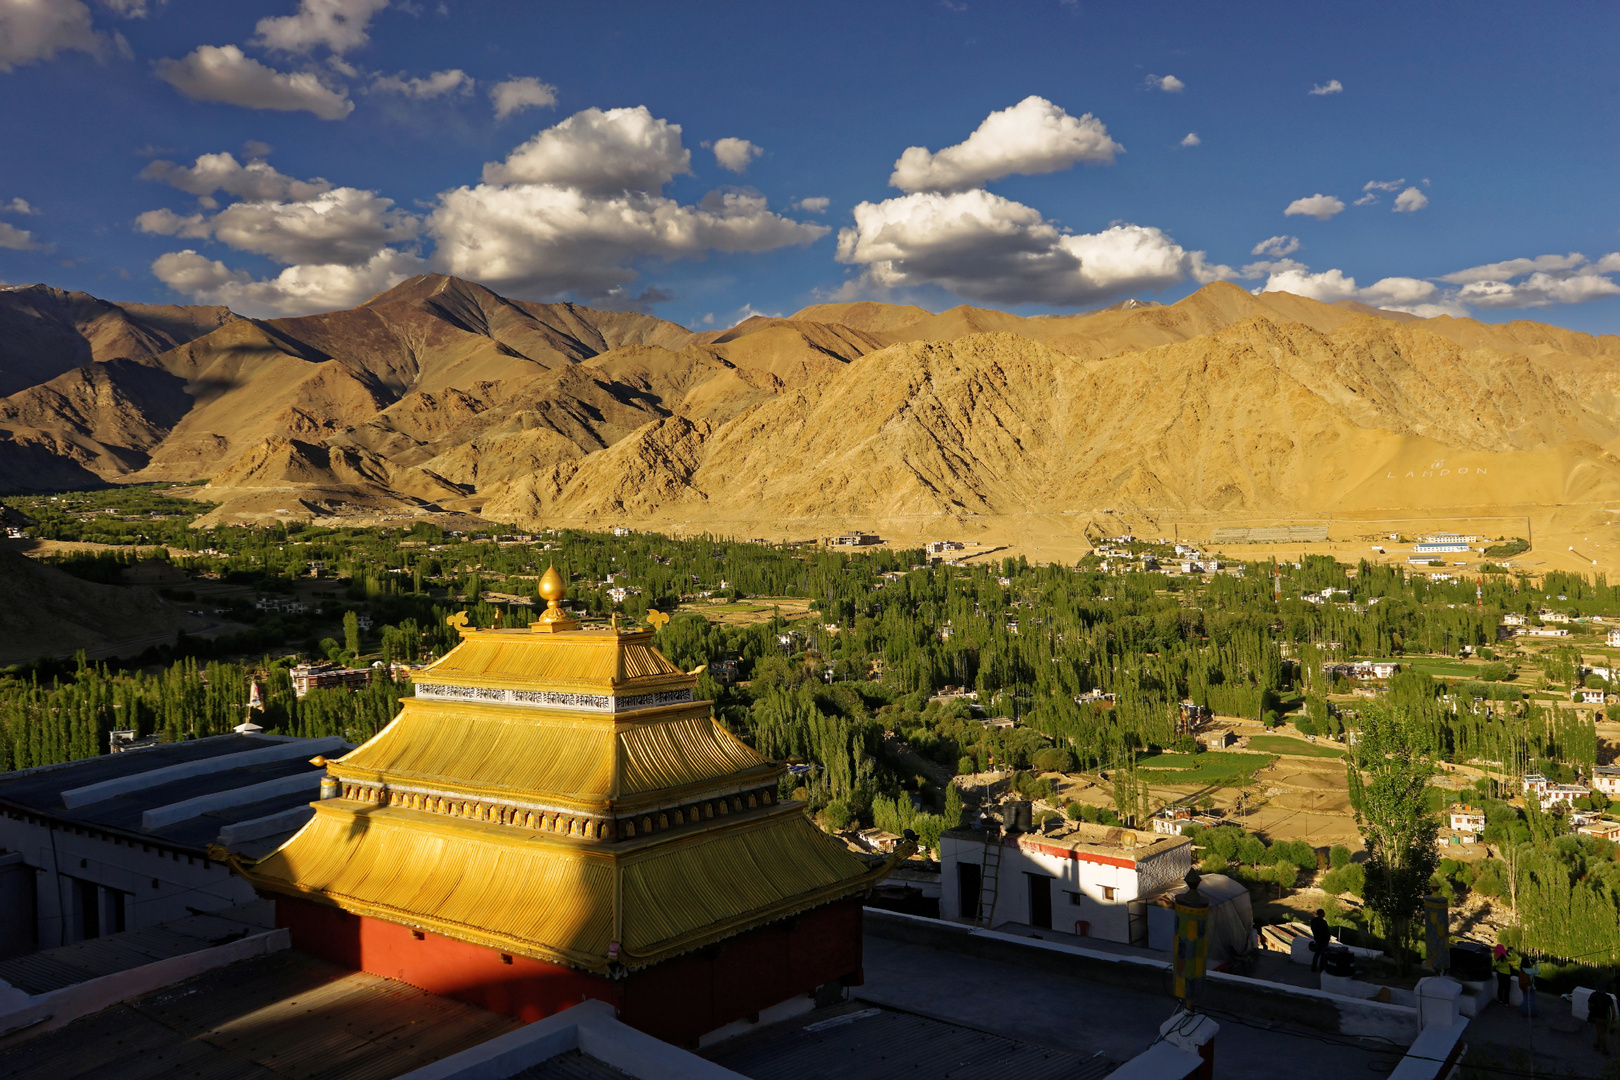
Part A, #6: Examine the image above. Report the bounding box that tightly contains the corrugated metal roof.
[240,802,881,973]
[333,700,772,804]
[0,951,521,1080]
[703,1003,1118,1080]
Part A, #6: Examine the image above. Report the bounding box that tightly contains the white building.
[1593,766,1620,797]
[1449,806,1486,834]
[1522,627,1571,638]
[1502,613,1529,627]
[1608,628,1620,647]
[939,823,1192,943]
[0,732,347,957]
[1574,688,1605,704]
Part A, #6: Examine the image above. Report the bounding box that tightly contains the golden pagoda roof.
[226,613,903,973]
[235,798,885,974]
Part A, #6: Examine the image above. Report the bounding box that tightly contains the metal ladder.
[977,835,1003,927]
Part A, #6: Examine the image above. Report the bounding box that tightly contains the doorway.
[1026,873,1053,929]
[957,861,981,921]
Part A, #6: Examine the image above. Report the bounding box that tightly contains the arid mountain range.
[4,275,1620,570]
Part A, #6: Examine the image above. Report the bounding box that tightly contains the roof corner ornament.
[646,609,670,631]
[446,610,471,635]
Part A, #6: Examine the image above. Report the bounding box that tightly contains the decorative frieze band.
[336,779,777,842]
[414,683,694,713]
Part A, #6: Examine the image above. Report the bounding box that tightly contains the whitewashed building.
[939,823,1192,944]
[1448,806,1486,834]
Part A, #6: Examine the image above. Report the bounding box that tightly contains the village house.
[1579,821,1620,842]
[939,822,1192,943]
[1521,626,1572,638]
[1608,628,1620,647]
[290,661,373,698]
[1574,688,1606,704]
[926,540,965,556]
[1540,610,1573,623]
[1502,612,1528,626]
[1448,806,1486,834]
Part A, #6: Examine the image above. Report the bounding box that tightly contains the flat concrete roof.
[0,949,520,1079]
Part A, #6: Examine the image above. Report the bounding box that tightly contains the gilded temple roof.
[228,604,898,974]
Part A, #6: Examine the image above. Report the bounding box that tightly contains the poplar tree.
[1346,703,1439,973]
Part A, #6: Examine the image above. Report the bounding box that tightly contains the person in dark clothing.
[1310,909,1332,973]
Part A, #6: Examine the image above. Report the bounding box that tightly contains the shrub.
[1320,862,1366,897]
[957,755,976,776]
[1200,854,1229,874]
[1032,747,1075,773]
[1330,844,1352,870]
[820,801,852,831]
[1065,801,1084,820]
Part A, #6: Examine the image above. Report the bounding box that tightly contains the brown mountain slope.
[0,549,187,664]
[0,284,236,397]
[486,316,1620,528]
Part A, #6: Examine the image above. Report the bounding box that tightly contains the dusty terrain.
[5,276,1620,573]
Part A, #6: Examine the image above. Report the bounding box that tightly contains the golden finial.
[530,565,579,632]
[446,610,470,634]
[646,608,670,631]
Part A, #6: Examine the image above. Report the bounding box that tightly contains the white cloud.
[141,152,333,201]
[97,0,163,16]
[1250,235,1300,258]
[1147,74,1184,92]
[0,0,119,72]
[1439,252,1620,309]
[1309,79,1343,96]
[0,222,38,250]
[796,197,830,213]
[834,188,1231,306]
[253,0,390,55]
[1283,193,1345,221]
[1438,253,1587,285]
[482,105,689,192]
[1392,186,1429,213]
[1258,264,1456,315]
[139,186,420,266]
[489,75,557,120]
[368,68,472,98]
[1353,193,1378,206]
[1363,178,1406,192]
[142,104,831,312]
[1180,132,1200,147]
[888,95,1122,194]
[156,45,354,120]
[151,247,424,317]
[711,137,761,173]
[430,184,825,299]
[2,198,36,215]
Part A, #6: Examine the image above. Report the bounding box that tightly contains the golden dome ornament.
[531,565,580,633]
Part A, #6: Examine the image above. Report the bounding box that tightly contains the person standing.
[1493,945,1513,1005]
[1519,957,1538,1019]
[1310,908,1331,973]
[1592,981,1615,1055]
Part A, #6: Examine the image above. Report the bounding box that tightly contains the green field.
[1133,750,1276,785]
[1246,735,1344,759]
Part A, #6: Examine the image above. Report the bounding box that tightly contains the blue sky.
[1,0,1617,333]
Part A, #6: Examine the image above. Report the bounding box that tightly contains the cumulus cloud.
[1258,264,1457,316]
[1251,235,1300,258]
[430,185,825,299]
[254,0,390,55]
[482,105,690,192]
[888,96,1122,194]
[1283,193,1345,221]
[368,68,472,98]
[834,189,1231,307]
[140,152,333,201]
[710,137,761,173]
[97,0,164,16]
[151,247,424,317]
[139,186,420,266]
[1439,252,1620,309]
[1309,79,1343,96]
[144,105,828,311]
[0,222,38,251]
[489,76,557,120]
[1392,186,1428,213]
[3,198,36,215]
[0,0,122,72]
[156,45,354,119]
[1147,74,1184,92]
[796,197,830,213]
[1180,132,1200,147]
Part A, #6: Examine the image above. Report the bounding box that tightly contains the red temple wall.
[275,896,865,1045]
